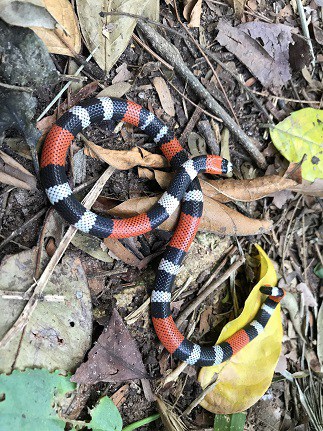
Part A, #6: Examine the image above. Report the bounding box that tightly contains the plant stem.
[122,413,160,431]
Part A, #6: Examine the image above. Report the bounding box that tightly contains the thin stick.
[37,46,99,122]
[173,0,240,126]
[296,0,315,66]
[0,166,116,348]
[137,22,267,168]
[182,371,219,416]
[132,34,174,71]
[0,208,47,251]
[175,256,245,328]
[0,290,65,302]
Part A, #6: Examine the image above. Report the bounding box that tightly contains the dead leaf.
[296,283,318,308]
[216,20,295,91]
[288,179,323,197]
[138,168,298,203]
[152,77,175,117]
[97,82,132,98]
[103,238,141,267]
[31,0,81,56]
[110,384,129,408]
[104,194,272,236]
[0,0,57,29]
[233,0,246,18]
[37,81,99,133]
[71,309,148,384]
[0,150,36,190]
[183,0,202,28]
[77,0,159,72]
[84,141,168,170]
[112,62,132,84]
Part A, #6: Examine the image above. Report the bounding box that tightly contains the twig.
[132,34,174,71]
[181,371,219,416]
[37,46,99,122]
[0,166,116,348]
[296,0,315,67]
[102,11,271,123]
[0,234,30,250]
[0,208,47,251]
[0,290,65,302]
[175,256,245,328]
[173,0,240,126]
[137,22,267,169]
[166,78,222,122]
[0,82,33,93]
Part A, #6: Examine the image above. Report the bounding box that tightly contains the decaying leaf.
[270,108,323,182]
[216,20,295,91]
[103,237,141,267]
[318,303,323,370]
[76,0,159,72]
[71,309,148,384]
[138,168,298,202]
[71,232,114,263]
[0,150,37,190]
[198,245,283,414]
[84,140,168,170]
[31,0,81,56]
[104,194,272,236]
[152,77,175,117]
[0,249,92,373]
[183,0,202,28]
[0,0,57,29]
[97,82,132,99]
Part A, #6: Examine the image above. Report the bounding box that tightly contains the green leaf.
[0,369,123,431]
[270,108,323,182]
[89,396,122,431]
[0,369,75,431]
[314,262,323,279]
[214,413,247,431]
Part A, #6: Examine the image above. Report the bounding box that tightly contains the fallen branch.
[137,21,267,169]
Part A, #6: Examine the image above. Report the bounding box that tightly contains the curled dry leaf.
[183,0,202,28]
[0,150,37,190]
[104,194,272,236]
[31,0,81,56]
[138,168,298,202]
[0,0,57,29]
[198,245,283,414]
[84,140,168,170]
[152,77,175,117]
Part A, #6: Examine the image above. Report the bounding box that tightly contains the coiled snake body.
[40,97,284,366]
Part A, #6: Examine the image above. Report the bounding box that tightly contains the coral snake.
[40,97,285,366]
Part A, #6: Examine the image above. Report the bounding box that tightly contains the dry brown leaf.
[0,0,57,29]
[233,0,246,18]
[103,238,141,267]
[183,0,202,28]
[31,0,81,56]
[77,0,158,72]
[37,81,99,133]
[105,194,272,236]
[0,150,36,190]
[97,82,132,99]
[110,384,129,408]
[288,179,323,197]
[138,168,298,202]
[84,141,168,170]
[152,77,175,117]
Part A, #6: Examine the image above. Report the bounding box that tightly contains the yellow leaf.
[270,108,323,182]
[31,0,81,56]
[198,244,282,414]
